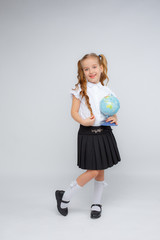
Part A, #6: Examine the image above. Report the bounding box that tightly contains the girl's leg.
[95,170,104,181]
[76,170,99,186]
[61,170,99,208]
[91,170,108,211]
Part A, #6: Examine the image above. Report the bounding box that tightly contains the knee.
[95,170,104,180]
[87,170,99,178]
[96,170,104,177]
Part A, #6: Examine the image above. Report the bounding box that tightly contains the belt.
[78,124,112,135]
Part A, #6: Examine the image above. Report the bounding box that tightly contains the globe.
[100,94,120,126]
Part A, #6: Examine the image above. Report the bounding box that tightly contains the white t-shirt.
[70,81,117,126]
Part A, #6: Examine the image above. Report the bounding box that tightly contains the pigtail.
[99,54,109,85]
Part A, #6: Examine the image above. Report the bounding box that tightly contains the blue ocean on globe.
[100,94,120,117]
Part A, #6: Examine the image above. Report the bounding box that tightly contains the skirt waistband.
[78,124,112,135]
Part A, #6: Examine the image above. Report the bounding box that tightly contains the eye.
[93,66,97,68]
[84,68,88,71]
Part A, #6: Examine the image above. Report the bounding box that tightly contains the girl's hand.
[106,116,118,125]
[82,115,95,126]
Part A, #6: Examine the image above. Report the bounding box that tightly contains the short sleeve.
[107,86,117,98]
[70,83,82,101]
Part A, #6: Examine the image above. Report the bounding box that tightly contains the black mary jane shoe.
[90,204,102,219]
[55,190,70,216]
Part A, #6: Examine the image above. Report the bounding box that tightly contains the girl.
[55,53,121,219]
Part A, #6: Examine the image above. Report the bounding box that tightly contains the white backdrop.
[0,0,160,239]
[1,0,160,178]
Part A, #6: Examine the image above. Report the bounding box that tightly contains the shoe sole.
[91,214,101,219]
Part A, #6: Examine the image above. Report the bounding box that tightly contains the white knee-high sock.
[91,179,108,211]
[61,180,83,209]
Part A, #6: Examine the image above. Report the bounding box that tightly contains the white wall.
[0,0,160,178]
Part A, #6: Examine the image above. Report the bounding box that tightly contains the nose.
[89,68,93,74]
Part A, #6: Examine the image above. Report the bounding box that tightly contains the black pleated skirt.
[77,124,121,170]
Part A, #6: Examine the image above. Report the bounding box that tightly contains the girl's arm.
[71,95,85,125]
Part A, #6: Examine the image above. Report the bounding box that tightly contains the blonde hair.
[72,53,110,117]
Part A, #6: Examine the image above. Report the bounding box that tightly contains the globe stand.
[100,120,117,126]
[100,116,117,126]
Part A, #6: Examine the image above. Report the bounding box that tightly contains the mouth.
[89,74,96,78]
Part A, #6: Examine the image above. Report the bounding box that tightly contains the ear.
[100,64,103,72]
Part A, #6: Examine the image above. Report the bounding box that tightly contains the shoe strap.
[91,204,102,209]
[61,199,70,203]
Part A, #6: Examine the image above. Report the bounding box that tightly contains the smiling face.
[81,57,103,84]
